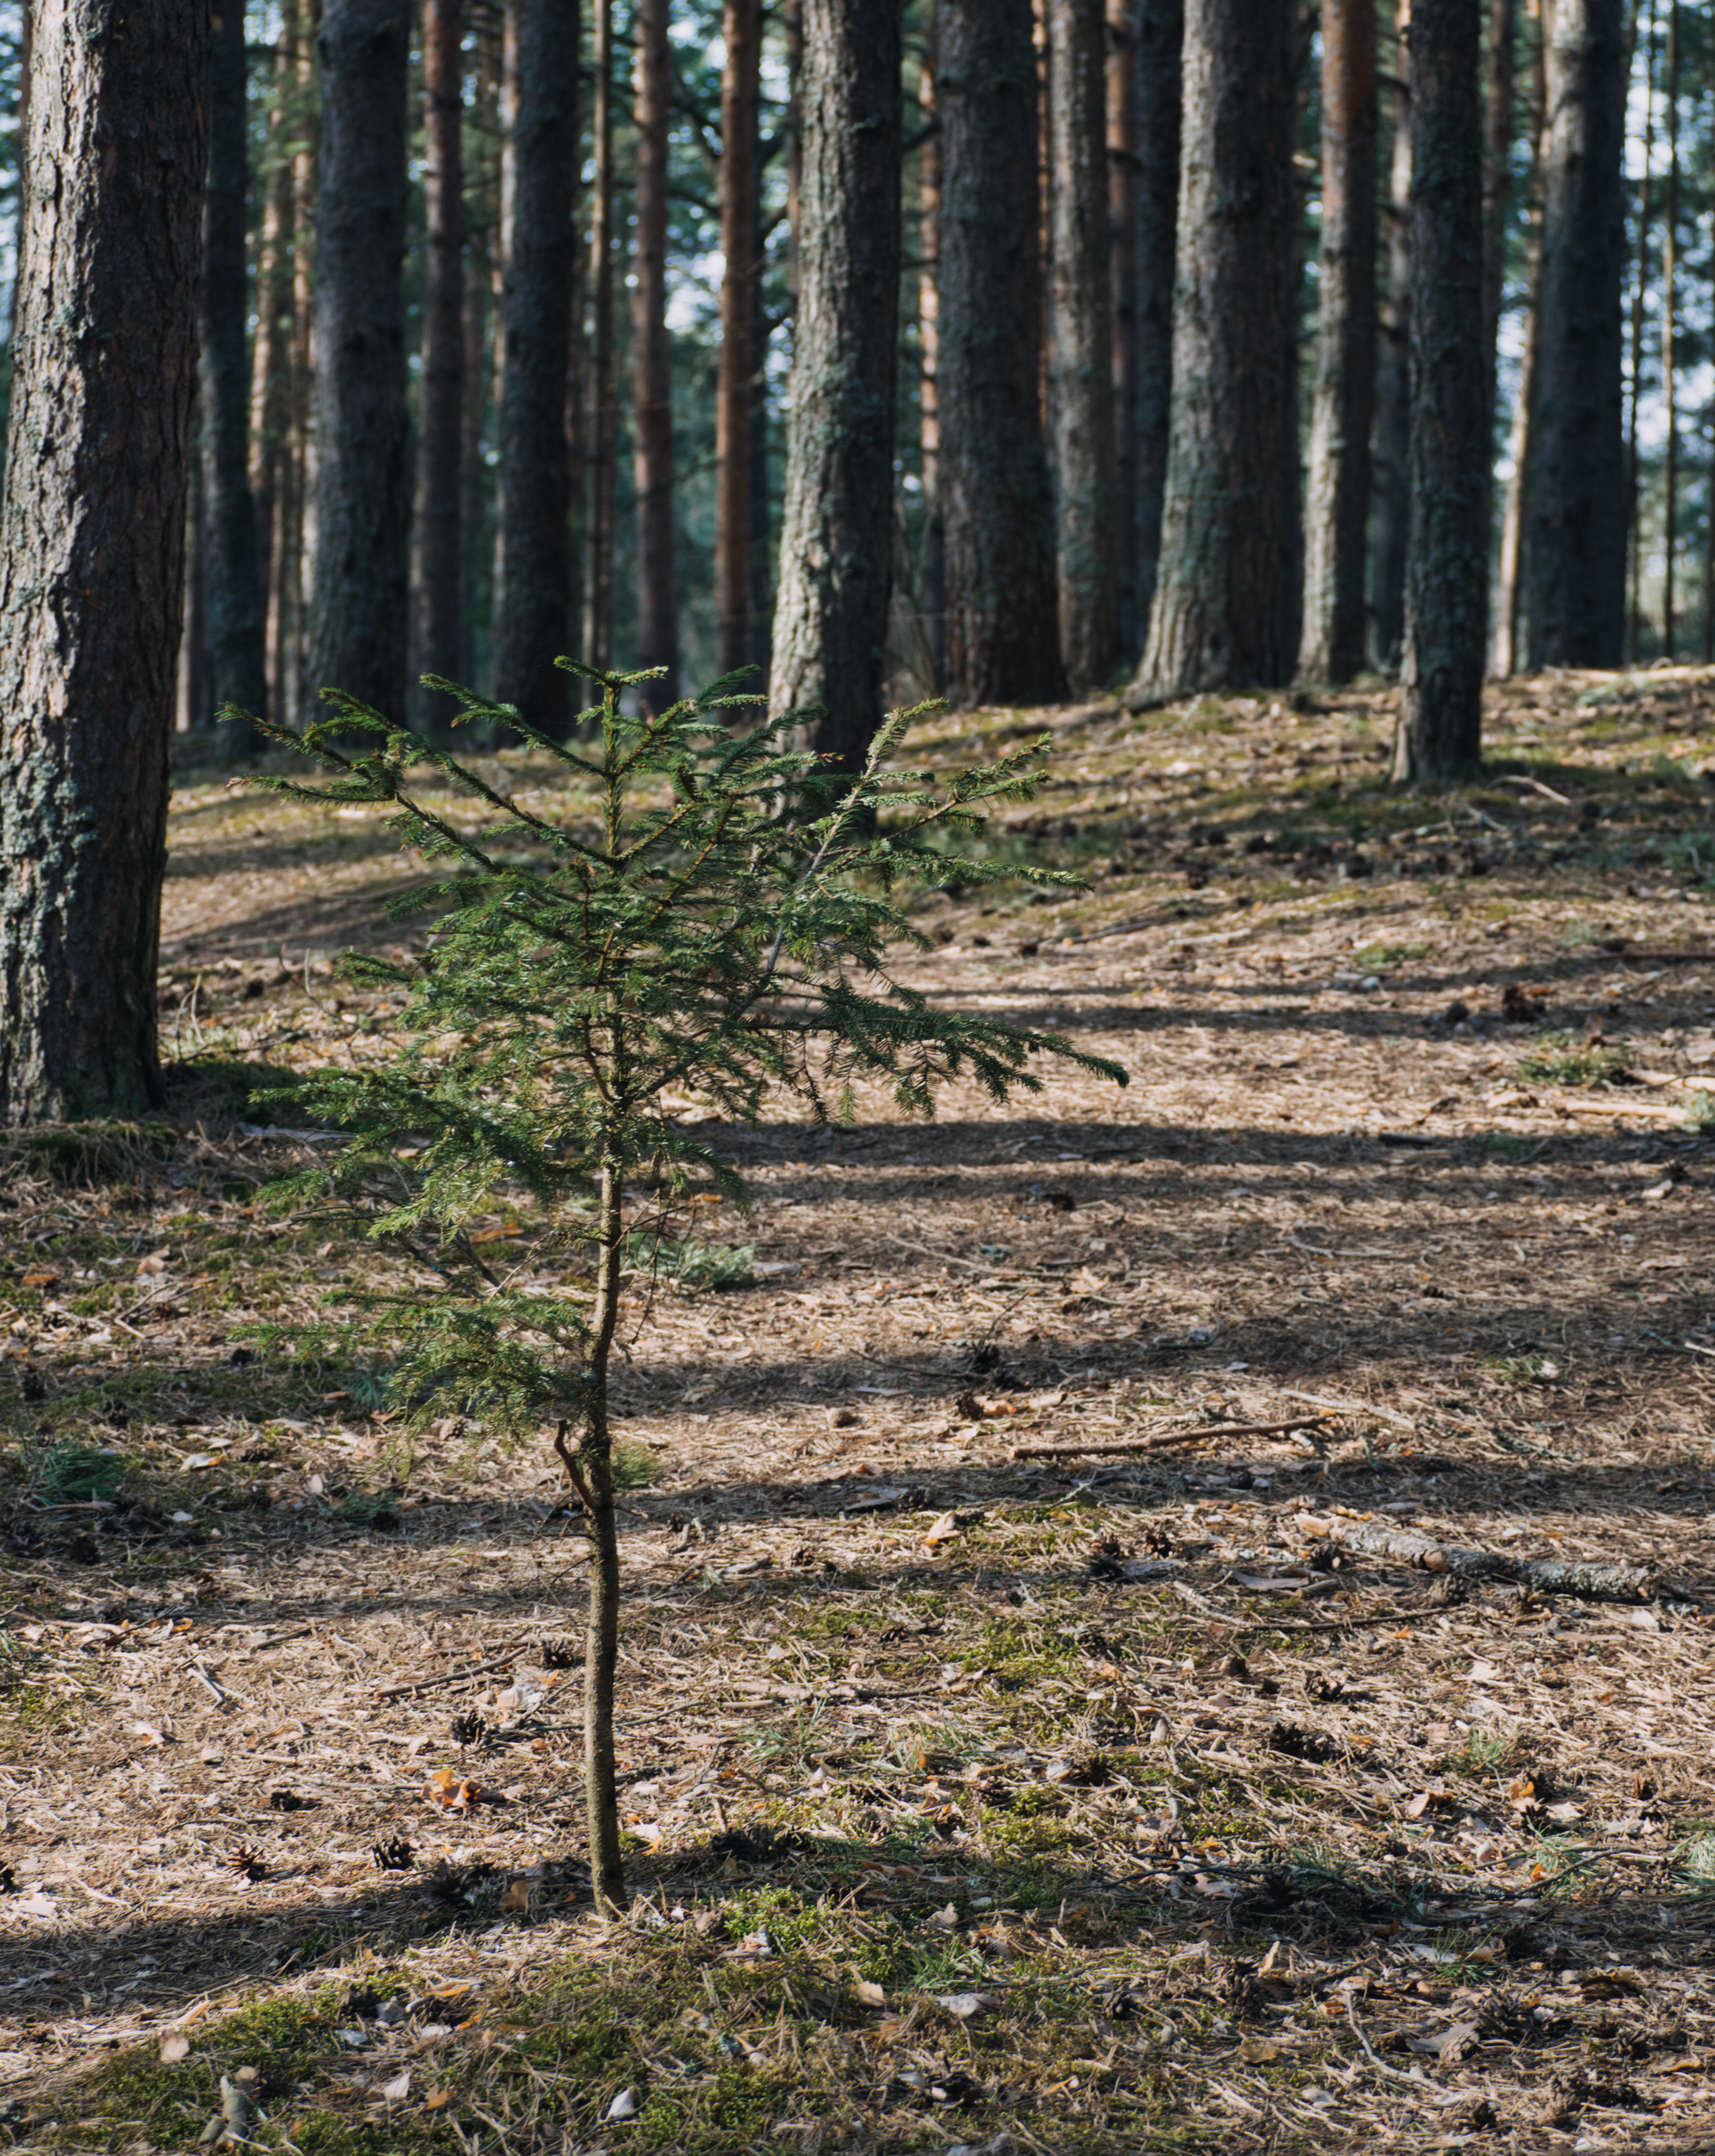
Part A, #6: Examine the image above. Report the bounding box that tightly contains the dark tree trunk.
[1524,0,1625,668]
[459,16,498,684]
[584,0,615,671]
[307,0,409,717]
[178,438,209,733]
[201,0,265,756]
[278,3,318,730]
[0,0,208,1123]
[631,0,676,697]
[918,39,944,686]
[249,11,296,730]
[415,0,463,734]
[1371,0,1412,668]
[1627,0,1657,665]
[717,0,760,678]
[1107,0,1139,665]
[938,0,1064,709]
[494,0,577,734]
[1048,0,1116,694]
[746,132,772,682]
[1297,0,1377,684]
[768,0,902,769]
[1660,0,1679,659]
[1132,0,1179,642]
[1393,0,1487,783]
[1128,0,1295,703]
[1481,0,1516,457]
[1492,13,1546,678]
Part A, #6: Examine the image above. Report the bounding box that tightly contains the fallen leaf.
[605,2087,639,2122]
[425,2091,451,2111]
[380,2070,411,2102]
[852,1978,887,2009]
[500,1879,532,1913]
[1238,2036,1281,2064]
[158,2032,191,2063]
[20,1271,58,1289]
[936,1991,991,2021]
[929,1901,961,1929]
[1403,1788,1459,1820]
[923,1511,961,1548]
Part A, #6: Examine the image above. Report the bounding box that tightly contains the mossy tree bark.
[937,0,1064,709]
[1297,0,1377,685]
[201,0,265,757]
[1047,0,1116,696]
[1524,0,1625,668]
[1393,0,1488,783]
[414,0,464,738]
[494,0,578,735]
[767,0,902,772]
[307,0,410,718]
[0,0,208,1124]
[1127,0,1295,705]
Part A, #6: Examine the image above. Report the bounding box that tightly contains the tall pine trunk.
[1297,0,1377,684]
[249,12,296,730]
[495,0,577,733]
[1133,0,1180,641]
[1627,0,1657,664]
[307,0,410,716]
[918,40,945,686]
[584,0,616,672]
[1524,0,1625,667]
[938,0,1064,709]
[1481,0,1516,460]
[1371,0,1412,669]
[415,0,463,733]
[1047,0,1116,694]
[0,0,208,1122]
[631,0,676,696]
[1106,0,1140,665]
[767,0,902,769]
[1393,0,1487,782]
[1660,0,1679,658]
[718,0,760,678]
[201,0,265,754]
[1128,0,1295,704]
[1491,0,1545,676]
[280,3,318,731]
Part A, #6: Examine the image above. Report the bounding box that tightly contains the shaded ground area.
[3,671,1715,2151]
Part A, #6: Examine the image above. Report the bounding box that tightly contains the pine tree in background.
[631,0,677,701]
[494,0,579,735]
[718,0,762,678]
[307,0,410,720]
[1394,0,1488,781]
[583,0,617,673]
[1526,0,1626,667]
[1297,0,1378,686]
[1128,0,1296,704]
[0,0,208,1122]
[1130,0,1180,647]
[937,0,1065,709]
[1047,0,1117,695]
[200,0,265,758]
[769,0,904,772]
[1371,0,1413,672]
[414,0,464,738]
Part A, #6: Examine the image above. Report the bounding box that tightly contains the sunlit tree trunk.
[1627,0,1657,665]
[631,0,677,696]
[250,12,296,728]
[1371,0,1413,669]
[1491,0,1545,677]
[0,0,208,1122]
[718,0,761,678]
[1132,0,1179,641]
[918,39,945,687]
[415,0,463,733]
[1660,0,1678,659]
[584,0,615,672]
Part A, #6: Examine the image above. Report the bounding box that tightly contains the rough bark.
[1393,0,1487,784]
[1132,0,1180,643]
[1481,0,1516,455]
[918,41,944,687]
[494,0,577,734]
[278,3,317,731]
[717,0,760,678]
[631,0,676,697]
[1524,0,1625,668]
[1659,0,1679,658]
[1047,0,1117,694]
[1627,0,1657,665]
[1297,0,1378,684]
[937,0,1064,709]
[0,0,208,1123]
[414,0,463,734]
[1320,1519,1656,1603]
[1491,1,1545,677]
[584,0,615,672]
[307,0,410,718]
[177,442,209,734]
[249,13,296,728]
[767,0,902,771]
[1106,0,1139,664]
[201,0,265,756]
[1127,0,1295,704]
[1371,0,1412,670]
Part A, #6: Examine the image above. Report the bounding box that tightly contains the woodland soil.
[3,672,1715,2151]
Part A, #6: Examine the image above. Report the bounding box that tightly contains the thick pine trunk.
[584,0,616,672]
[1524,0,1625,668]
[1492,5,1545,675]
[1481,0,1516,453]
[279,7,318,730]
[307,0,410,717]
[1132,0,1180,641]
[1627,1,1657,665]
[1371,0,1412,669]
[918,42,945,686]
[718,0,760,678]
[1393,0,1487,784]
[938,0,1064,709]
[631,0,677,696]
[249,15,296,730]
[415,0,463,734]
[1047,0,1116,695]
[201,0,265,755]
[495,0,577,734]
[1128,0,1295,704]
[1297,0,1378,684]
[767,0,902,771]
[1107,0,1139,664]
[0,0,208,1123]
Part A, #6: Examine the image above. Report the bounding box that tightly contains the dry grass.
[3,668,1715,2151]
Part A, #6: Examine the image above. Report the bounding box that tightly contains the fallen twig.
[1310,1518,1658,1602]
[1015,1416,1330,1460]
[370,1653,523,1702]
[1280,1387,1414,1431]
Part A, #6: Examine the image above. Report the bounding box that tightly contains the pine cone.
[371,1835,415,1873]
[229,1845,267,1882]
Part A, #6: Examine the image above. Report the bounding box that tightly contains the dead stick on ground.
[1016,1416,1329,1460]
[370,1653,523,1702]
[1280,1386,1414,1431]
[1313,1518,1659,1603]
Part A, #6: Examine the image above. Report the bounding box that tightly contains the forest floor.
[3,668,1715,2153]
